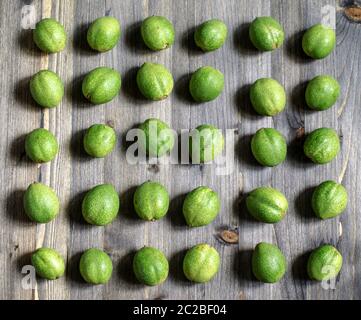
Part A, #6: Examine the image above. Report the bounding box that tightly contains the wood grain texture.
[0,0,360,300]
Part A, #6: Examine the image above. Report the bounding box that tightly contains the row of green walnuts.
[29,65,340,118]
[33,16,336,57]
[31,244,220,285]
[31,242,342,285]
[23,175,347,227]
[24,181,220,226]
[24,122,341,168]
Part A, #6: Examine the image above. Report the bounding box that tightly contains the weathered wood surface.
[0,0,360,300]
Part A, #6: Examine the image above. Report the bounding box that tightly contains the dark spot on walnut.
[296,127,305,139]
[216,228,239,245]
[14,244,19,251]
[345,6,361,22]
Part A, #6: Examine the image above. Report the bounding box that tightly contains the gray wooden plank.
[0,0,44,300]
[0,0,360,300]
[335,4,361,300]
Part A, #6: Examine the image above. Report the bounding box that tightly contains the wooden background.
[0,0,360,300]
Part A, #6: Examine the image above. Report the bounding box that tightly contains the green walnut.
[305,75,340,111]
[252,242,287,283]
[251,128,287,167]
[303,128,340,164]
[133,247,169,286]
[189,124,224,163]
[30,70,64,108]
[33,18,67,53]
[250,78,286,116]
[194,19,228,52]
[183,186,220,227]
[189,66,224,102]
[138,118,175,157]
[79,248,113,285]
[183,244,220,283]
[82,67,121,104]
[249,16,285,51]
[312,180,348,220]
[136,62,174,100]
[141,16,175,50]
[83,124,117,158]
[302,24,336,59]
[133,181,169,221]
[82,184,119,226]
[31,247,65,280]
[25,128,59,163]
[307,245,342,281]
[23,182,60,223]
[87,16,121,52]
[246,187,288,223]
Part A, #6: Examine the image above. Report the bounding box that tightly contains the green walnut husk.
[133,181,169,221]
[133,247,169,286]
[183,244,220,283]
[87,16,121,52]
[82,184,119,226]
[312,180,348,220]
[303,128,340,164]
[138,118,175,158]
[302,24,336,59]
[33,18,67,53]
[183,186,220,227]
[194,19,228,52]
[31,247,65,280]
[189,66,224,102]
[30,70,64,108]
[305,75,340,111]
[249,16,285,51]
[136,62,174,100]
[250,78,286,116]
[189,124,224,163]
[141,16,175,50]
[252,242,287,283]
[83,124,117,158]
[251,128,287,167]
[246,187,288,223]
[24,182,60,223]
[82,67,121,104]
[25,128,59,163]
[79,248,113,285]
[307,245,342,281]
